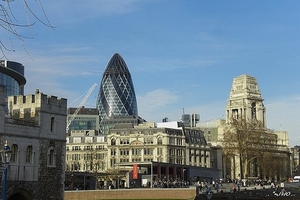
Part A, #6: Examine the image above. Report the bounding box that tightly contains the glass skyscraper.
[96,53,139,132]
[0,60,26,114]
[0,60,26,97]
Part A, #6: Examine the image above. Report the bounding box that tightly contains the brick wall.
[65,187,197,200]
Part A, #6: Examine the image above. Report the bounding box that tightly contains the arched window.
[11,144,18,163]
[25,146,33,164]
[111,138,116,146]
[47,147,55,166]
[50,117,55,132]
[251,102,256,119]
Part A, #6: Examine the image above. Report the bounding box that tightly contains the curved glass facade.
[96,53,138,124]
[0,60,26,96]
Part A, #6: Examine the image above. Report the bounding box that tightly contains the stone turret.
[1,89,67,200]
[226,74,266,127]
[7,90,67,139]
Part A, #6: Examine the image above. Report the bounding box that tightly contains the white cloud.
[137,89,178,118]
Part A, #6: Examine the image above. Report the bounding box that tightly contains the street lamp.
[1,140,12,200]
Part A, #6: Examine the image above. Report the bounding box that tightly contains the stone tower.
[226,74,266,127]
[0,86,67,200]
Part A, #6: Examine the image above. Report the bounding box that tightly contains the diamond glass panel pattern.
[96,53,138,123]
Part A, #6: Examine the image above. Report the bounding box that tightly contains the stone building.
[198,74,291,181]
[0,86,67,200]
[65,120,220,189]
[65,129,107,190]
[226,74,267,126]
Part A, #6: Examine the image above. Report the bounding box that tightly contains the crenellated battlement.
[7,89,67,119]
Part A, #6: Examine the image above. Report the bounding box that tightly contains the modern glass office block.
[96,53,138,125]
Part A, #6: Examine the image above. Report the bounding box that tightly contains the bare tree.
[222,117,278,179]
[0,0,54,59]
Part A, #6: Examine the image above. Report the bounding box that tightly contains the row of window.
[111,137,162,145]
[111,148,154,156]
[169,138,183,145]
[67,161,106,171]
[67,145,106,151]
[67,153,106,161]
[5,144,55,166]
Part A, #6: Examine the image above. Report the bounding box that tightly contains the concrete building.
[0,86,67,199]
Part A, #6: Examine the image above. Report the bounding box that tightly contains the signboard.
[133,164,138,179]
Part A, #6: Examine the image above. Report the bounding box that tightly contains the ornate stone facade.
[226,74,267,126]
[224,74,290,180]
[65,120,219,189]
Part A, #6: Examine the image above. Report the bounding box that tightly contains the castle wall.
[0,86,67,200]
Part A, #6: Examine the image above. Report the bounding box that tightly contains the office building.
[96,53,140,134]
[67,107,99,134]
[0,60,26,97]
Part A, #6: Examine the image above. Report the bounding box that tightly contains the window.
[157,137,163,145]
[48,147,55,166]
[96,145,105,150]
[144,137,153,144]
[73,137,81,143]
[11,144,18,163]
[132,148,141,156]
[157,148,163,155]
[111,138,116,145]
[111,149,116,156]
[25,146,33,164]
[72,162,80,171]
[84,146,92,150]
[50,117,55,132]
[84,154,91,160]
[144,148,153,155]
[72,146,81,151]
[72,154,80,160]
[120,149,129,156]
[96,153,105,159]
[120,138,129,145]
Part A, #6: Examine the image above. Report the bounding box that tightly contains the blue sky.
[1,1,300,146]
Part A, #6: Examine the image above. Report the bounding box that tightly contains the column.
[196,150,200,166]
[201,150,205,167]
[157,164,161,179]
[173,166,176,179]
[165,165,169,179]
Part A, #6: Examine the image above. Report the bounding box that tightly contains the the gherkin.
[96,53,138,126]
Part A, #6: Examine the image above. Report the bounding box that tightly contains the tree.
[0,0,54,59]
[222,117,278,179]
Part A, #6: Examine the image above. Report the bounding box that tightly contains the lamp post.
[1,140,12,200]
